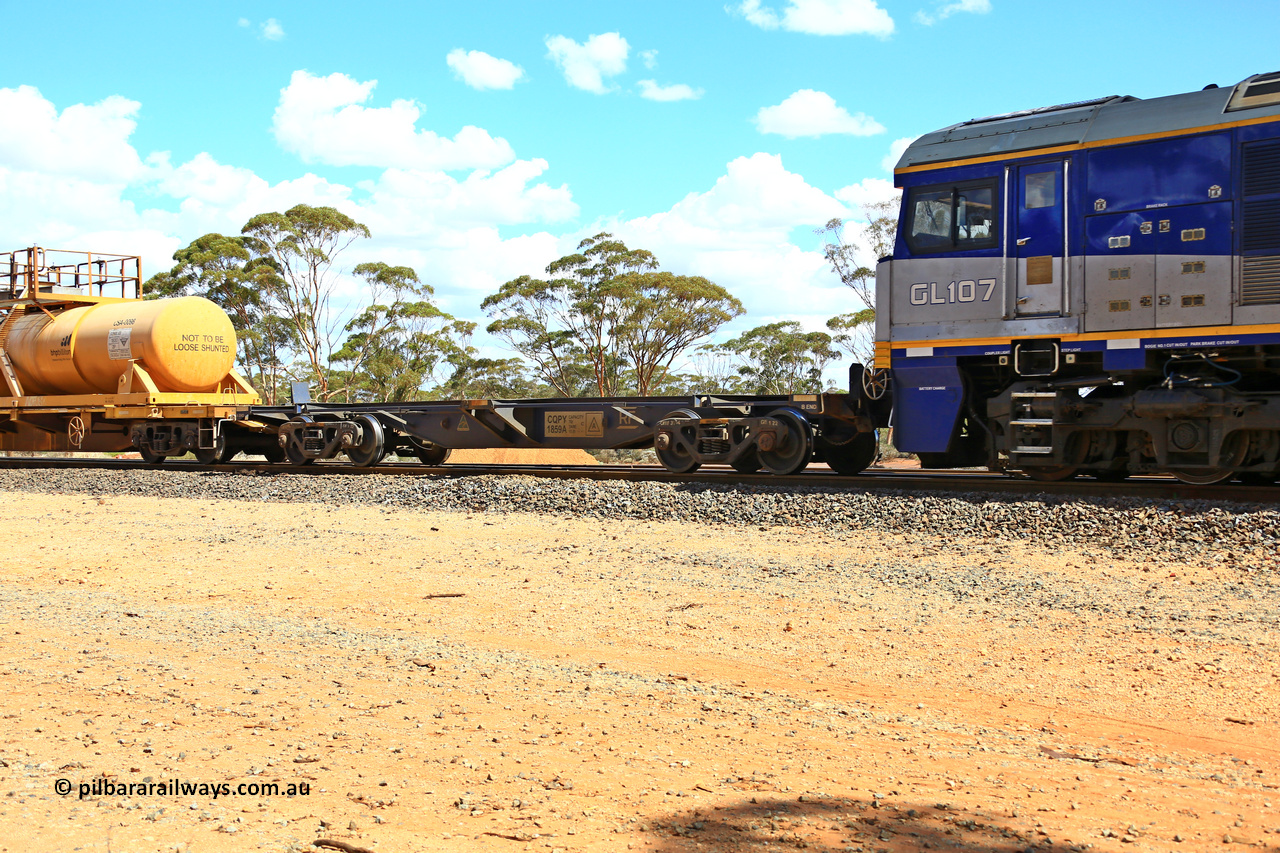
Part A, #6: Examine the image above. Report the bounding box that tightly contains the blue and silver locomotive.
[874,71,1280,483]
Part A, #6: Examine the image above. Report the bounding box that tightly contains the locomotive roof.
[896,71,1280,173]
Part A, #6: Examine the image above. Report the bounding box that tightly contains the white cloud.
[544,32,629,94]
[640,49,659,69]
[609,153,849,315]
[915,0,991,25]
[446,49,526,90]
[833,176,898,209]
[755,90,885,138]
[0,81,576,314]
[730,0,894,37]
[0,85,146,183]
[638,80,703,102]
[880,135,916,172]
[237,17,250,28]
[260,18,285,41]
[271,70,515,171]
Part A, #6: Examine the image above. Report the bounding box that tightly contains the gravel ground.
[0,467,1276,569]
[2,469,1278,852]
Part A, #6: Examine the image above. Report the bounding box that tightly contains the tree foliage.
[483,233,742,396]
[816,196,900,362]
[242,204,371,399]
[716,321,842,395]
[329,263,473,402]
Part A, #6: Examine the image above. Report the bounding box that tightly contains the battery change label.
[107,327,133,360]
[544,411,604,438]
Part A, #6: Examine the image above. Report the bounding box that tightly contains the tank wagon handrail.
[1,247,141,302]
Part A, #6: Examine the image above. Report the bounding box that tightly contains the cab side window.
[906,180,999,253]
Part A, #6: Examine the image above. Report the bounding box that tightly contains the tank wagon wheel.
[758,408,813,476]
[729,447,762,474]
[1172,433,1249,485]
[345,415,386,467]
[654,408,702,474]
[194,434,231,465]
[138,448,167,465]
[818,430,878,475]
[861,367,890,401]
[283,415,316,466]
[262,445,286,465]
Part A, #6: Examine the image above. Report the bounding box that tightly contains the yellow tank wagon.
[0,247,266,463]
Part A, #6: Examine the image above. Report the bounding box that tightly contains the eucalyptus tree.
[717,321,842,395]
[483,233,742,396]
[242,205,371,398]
[329,262,473,402]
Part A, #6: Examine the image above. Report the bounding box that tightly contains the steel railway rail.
[0,456,1275,504]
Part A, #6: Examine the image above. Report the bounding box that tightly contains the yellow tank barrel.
[6,296,238,395]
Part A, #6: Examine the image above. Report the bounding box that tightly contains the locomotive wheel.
[1172,434,1248,485]
[1023,464,1079,482]
[758,408,812,476]
[1021,432,1087,482]
[138,448,167,465]
[345,415,386,467]
[818,431,877,475]
[729,447,761,473]
[654,408,701,474]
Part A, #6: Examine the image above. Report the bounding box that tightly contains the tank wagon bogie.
[876,71,1280,484]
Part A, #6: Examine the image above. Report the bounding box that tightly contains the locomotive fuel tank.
[5,295,237,396]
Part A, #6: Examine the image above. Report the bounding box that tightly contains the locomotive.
[874,70,1280,483]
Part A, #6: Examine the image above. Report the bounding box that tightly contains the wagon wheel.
[818,430,877,475]
[194,434,230,465]
[729,447,761,474]
[414,443,452,466]
[758,408,813,476]
[345,414,386,467]
[138,448,167,465]
[654,408,701,474]
[67,416,85,449]
[861,366,890,401]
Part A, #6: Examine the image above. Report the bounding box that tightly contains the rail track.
[0,455,1276,504]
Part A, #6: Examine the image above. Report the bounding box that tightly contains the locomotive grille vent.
[1243,199,1280,251]
[1241,256,1280,305]
[1243,140,1280,197]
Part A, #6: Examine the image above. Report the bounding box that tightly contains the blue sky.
[2,0,1278,370]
